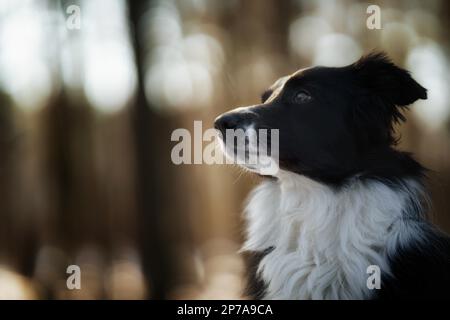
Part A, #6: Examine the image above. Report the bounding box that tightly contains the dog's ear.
[350,52,427,146]
[352,52,427,108]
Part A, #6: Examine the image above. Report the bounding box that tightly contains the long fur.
[242,171,429,299]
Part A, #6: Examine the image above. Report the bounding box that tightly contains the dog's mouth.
[215,127,279,175]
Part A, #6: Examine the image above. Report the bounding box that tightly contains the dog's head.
[215,52,427,184]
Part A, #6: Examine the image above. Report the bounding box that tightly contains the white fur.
[242,170,426,300]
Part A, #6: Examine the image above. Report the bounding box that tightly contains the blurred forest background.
[0,0,449,299]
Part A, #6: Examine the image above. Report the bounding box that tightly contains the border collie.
[214,52,450,299]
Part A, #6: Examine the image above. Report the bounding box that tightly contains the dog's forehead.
[269,67,310,90]
[269,75,289,92]
[263,68,314,102]
[264,67,311,102]
[290,67,310,79]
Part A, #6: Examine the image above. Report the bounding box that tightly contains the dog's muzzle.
[214,108,257,137]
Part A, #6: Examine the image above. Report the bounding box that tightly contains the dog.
[214,52,450,299]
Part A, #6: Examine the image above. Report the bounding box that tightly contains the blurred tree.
[0,91,14,266]
[128,0,179,299]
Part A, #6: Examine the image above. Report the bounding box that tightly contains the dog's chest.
[242,174,413,299]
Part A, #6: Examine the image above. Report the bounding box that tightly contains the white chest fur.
[242,171,424,299]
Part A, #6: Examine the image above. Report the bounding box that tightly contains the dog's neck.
[242,171,426,299]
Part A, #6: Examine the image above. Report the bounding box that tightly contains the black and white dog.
[214,52,450,299]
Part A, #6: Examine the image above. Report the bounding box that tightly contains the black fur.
[243,247,272,299]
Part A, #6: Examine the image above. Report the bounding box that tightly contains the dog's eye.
[294,91,312,104]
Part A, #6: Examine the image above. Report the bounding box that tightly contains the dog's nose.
[214,113,241,133]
